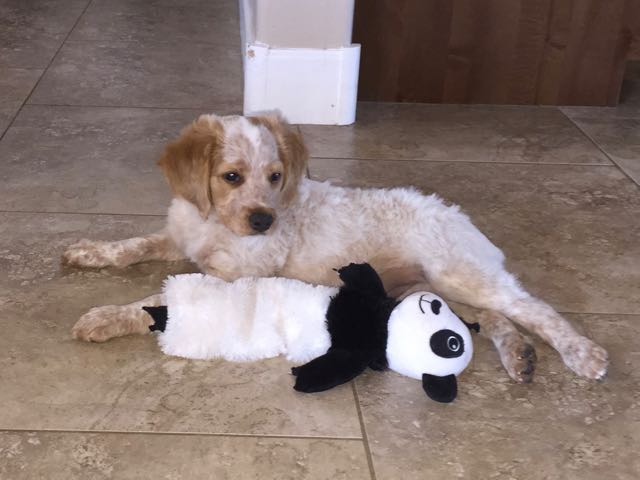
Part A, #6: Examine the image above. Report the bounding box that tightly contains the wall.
[242,0,354,49]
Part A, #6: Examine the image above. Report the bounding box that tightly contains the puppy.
[64,113,608,383]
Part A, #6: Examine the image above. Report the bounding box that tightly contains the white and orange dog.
[64,112,608,383]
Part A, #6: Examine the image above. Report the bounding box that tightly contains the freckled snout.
[248,210,274,233]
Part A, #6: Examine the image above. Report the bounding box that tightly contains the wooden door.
[353,0,639,105]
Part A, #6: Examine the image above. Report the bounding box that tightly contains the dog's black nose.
[249,211,274,232]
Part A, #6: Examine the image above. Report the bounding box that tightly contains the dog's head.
[158,112,308,236]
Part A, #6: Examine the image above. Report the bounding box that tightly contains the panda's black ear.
[335,263,386,298]
[422,373,457,403]
[459,317,480,333]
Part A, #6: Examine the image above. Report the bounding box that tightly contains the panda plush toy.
[143,263,477,403]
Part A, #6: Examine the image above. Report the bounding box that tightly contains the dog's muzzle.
[249,211,274,233]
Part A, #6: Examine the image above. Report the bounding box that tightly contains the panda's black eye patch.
[430,329,464,358]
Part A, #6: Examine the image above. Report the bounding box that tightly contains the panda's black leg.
[142,306,168,332]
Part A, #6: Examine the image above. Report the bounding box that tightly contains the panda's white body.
[159,273,337,363]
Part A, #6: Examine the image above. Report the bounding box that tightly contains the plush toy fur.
[291,263,396,392]
[148,274,337,363]
[144,263,475,402]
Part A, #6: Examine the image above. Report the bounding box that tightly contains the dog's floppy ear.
[249,112,308,205]
[158,115,223,219]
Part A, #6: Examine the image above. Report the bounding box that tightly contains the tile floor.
[1,1,639,479]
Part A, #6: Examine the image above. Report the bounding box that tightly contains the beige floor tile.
[560,62,640,184]
[0,105,208,214]
[69,0,241,47]
[0,68,42,135]
[360,405,638,480]
[356,313,640,480]
[564,115,640,186]
[0,431,370,480]
[28,40,242,109]
[0,0,89,69]
[309,159,640,315]
[0,213,361,437]
[300,104,611,164]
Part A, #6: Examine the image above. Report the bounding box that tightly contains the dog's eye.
[223,172,242,183]
[270,172,282,183]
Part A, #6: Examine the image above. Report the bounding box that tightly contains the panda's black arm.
[291,349,372,393]
[142,306,168,332]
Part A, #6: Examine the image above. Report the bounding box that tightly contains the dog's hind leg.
[429,267,608,381]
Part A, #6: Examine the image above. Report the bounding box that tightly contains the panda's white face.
[386,292,473,380]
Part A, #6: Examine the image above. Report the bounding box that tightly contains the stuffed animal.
[143,263,477,402]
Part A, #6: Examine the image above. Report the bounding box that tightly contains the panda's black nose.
[418,295,442,315]
[430,299,442,314]
[430,329,464,358]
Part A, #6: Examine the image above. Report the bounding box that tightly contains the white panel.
[243,44,360,125]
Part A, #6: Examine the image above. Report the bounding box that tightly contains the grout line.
[352,382,378,480]
[0,66,45,72]
[0,209,166,217]
[24,102,239,112]
[559,109,640,187]
[354,100,562,109]
[557,310,640,317]
[58,38,241,49]
[308,156,616,166]
[0,0,95,143]
[0,427,362,442]
[559,105,640,121]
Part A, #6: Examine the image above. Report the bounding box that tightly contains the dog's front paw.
[72,306,138,342]
[62,239,120,268]
[562,337,609,381]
